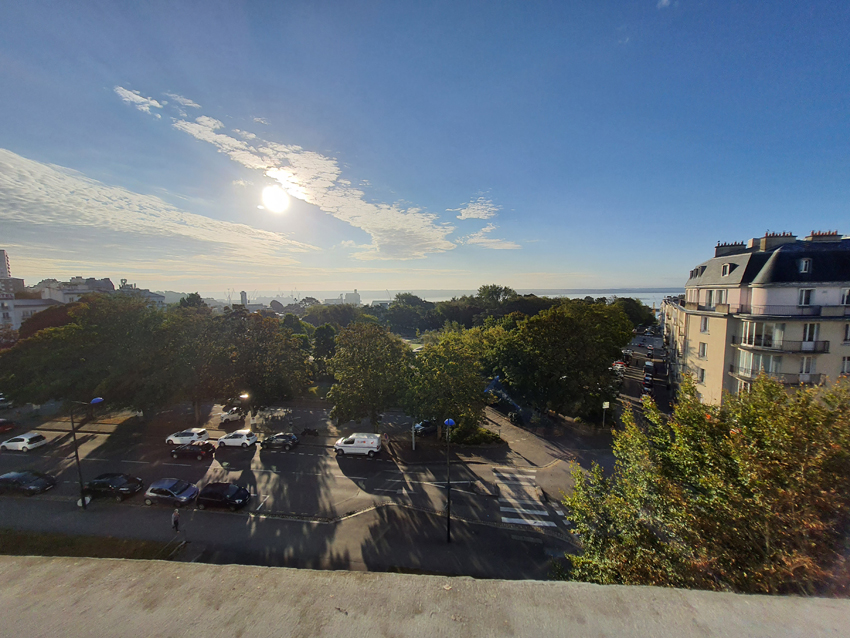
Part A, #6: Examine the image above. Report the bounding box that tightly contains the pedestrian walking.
[172,508,180,533]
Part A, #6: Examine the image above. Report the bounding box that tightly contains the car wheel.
[115,495,123,503]
[172,453,178,459]
[336,448,344,456]
[0,445,6,451]
[197,503,205,510]
[367,450,375,458]
[196,454,204,461]
[144,498,152,506]
[21,446,28,453]
[241,442,248,448]
[284,444,291,451]
[218,441,225,447]
[167,439,174,445]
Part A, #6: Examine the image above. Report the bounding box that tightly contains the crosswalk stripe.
[500,506,548,515]
[501,517,557,527]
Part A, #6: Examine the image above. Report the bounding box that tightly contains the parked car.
[84,473,144,502]
[220,407,245,424]
[334,433,381,457]
[0,395,13,410]
[171,441,216,460]
[413,420,437,437]
[643,375,654,387]
[260,432,299,451]
[164,428,208,446]
[644,360,655,374]
[143,478,199,507]
[0,470,56,495]
[217,429,258,448]
[0,419,17,433]
[196,482,251,511]
[1,431,48,452]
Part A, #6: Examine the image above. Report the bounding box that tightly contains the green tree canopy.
[564,376,850,595]
[178,292,206,308]
[327,323,412,428]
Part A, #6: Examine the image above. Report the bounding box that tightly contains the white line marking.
[254,495,270,511]
[82,458,112,462]
[499,497,543,507]
[494,478,536,486]
[121,460,150,464]
[501,517,557,527]
[163,463,192,467]
[500,506,548,515]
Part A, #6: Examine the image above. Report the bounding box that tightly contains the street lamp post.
[70,397,104,510]
[444,418,455,543]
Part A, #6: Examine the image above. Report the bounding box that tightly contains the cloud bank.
[450,196,500,220]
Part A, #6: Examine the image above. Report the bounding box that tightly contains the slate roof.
[686,238,850,287]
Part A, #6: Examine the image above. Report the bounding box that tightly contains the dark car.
[84,473,144,502]
[0,419,16,433]
[196,482,251,511]
[0,470,56,496]
[261,432,299,451]
[414,420,437,436]
[171,441,216,460]
[143,478,199,507]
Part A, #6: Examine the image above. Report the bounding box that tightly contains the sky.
[1,1,848,297]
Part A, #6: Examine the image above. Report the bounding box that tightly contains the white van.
[334,433,381,458]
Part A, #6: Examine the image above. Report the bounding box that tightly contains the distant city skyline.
[1,3,848,292]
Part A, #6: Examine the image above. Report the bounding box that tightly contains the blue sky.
[1,1,848,295]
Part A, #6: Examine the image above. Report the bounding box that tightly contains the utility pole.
[444,418,455,543]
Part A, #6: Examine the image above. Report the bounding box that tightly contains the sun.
[261,185,289,213]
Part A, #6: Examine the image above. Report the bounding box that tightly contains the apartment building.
[662,231,850,405]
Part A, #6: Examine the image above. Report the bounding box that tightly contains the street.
[0,403,592,579]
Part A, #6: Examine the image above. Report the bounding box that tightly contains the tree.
[611,297,656,327]
[563,376,850,595]
[403,331,487,437]
[327,323,412,428]
[477,284,517,306]
[18,301,75,339]
[313,323,337,376]
[178,292,206,308]
[386,293,436,335]
[495,300,632,416]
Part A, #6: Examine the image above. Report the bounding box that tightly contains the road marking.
[500,506,548,515]
[163,463,192,467]
[121,460,150,464]
[499,497,543,507]
[510,535,543,544]
[493,478,536,485]
[501,517,557,527]
[82,458,112,462]
[254,495,270,511]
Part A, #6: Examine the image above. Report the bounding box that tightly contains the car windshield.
[109,475,128,487]
[225,485,240,497]
[171,480,191,494]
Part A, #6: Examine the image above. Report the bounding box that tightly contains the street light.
[444,418,455,543]
[70,397,104,510]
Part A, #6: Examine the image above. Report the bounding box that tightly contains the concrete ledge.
[0,556,847,638]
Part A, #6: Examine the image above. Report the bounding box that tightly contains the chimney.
[747,231,797,252]
[804,230,842,243]
[714,241,746,257]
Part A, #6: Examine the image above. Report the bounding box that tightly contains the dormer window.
[799,258,811,274]
[721,263,730,276]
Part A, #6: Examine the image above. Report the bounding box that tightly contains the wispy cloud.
[164,93,201,108]
[0,149,316,277]
[114,86,164,118]
[657,0,671,8]
[233,129,256,140]
[462,224,521,250]
[253,117,269,125]
[449,196,501,220]
[167,114,456,260]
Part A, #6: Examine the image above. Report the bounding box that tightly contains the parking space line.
[163,463,192,467]
[254,495,270,511]
[121,460,150,464]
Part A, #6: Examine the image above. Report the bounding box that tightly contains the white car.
[1,431,48,452]
[217,429,258,448]
[165,428,209,446]
[220,408,245,424]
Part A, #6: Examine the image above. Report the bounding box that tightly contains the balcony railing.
[730,336,830,353]
[728,365,823,385]
[686,303,850,317]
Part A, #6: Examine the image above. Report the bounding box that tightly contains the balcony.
[728,365,823,385]
[731,304,850,317]
[731,336,830,353]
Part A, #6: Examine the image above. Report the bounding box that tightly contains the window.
[696,367,705,383]
[842,289,850,305]
[705,289,714,307]
[721,263,730,276]
[698,342,707,358]
[700,316,709,333]
[737,380,751,394]
[802,323,819,342]
[800,356,815,374]
[798,289,814,306]
[799,258,811,274]
[845,323,850,343]
[842,357,850,375]
[741,321,785,348]
[715,289,727,305]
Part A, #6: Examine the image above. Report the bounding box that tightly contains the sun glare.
[261,185,289,213]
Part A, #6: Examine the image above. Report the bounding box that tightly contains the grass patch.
[0,529,171,560]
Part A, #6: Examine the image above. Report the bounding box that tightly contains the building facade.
[662,231,850,405]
